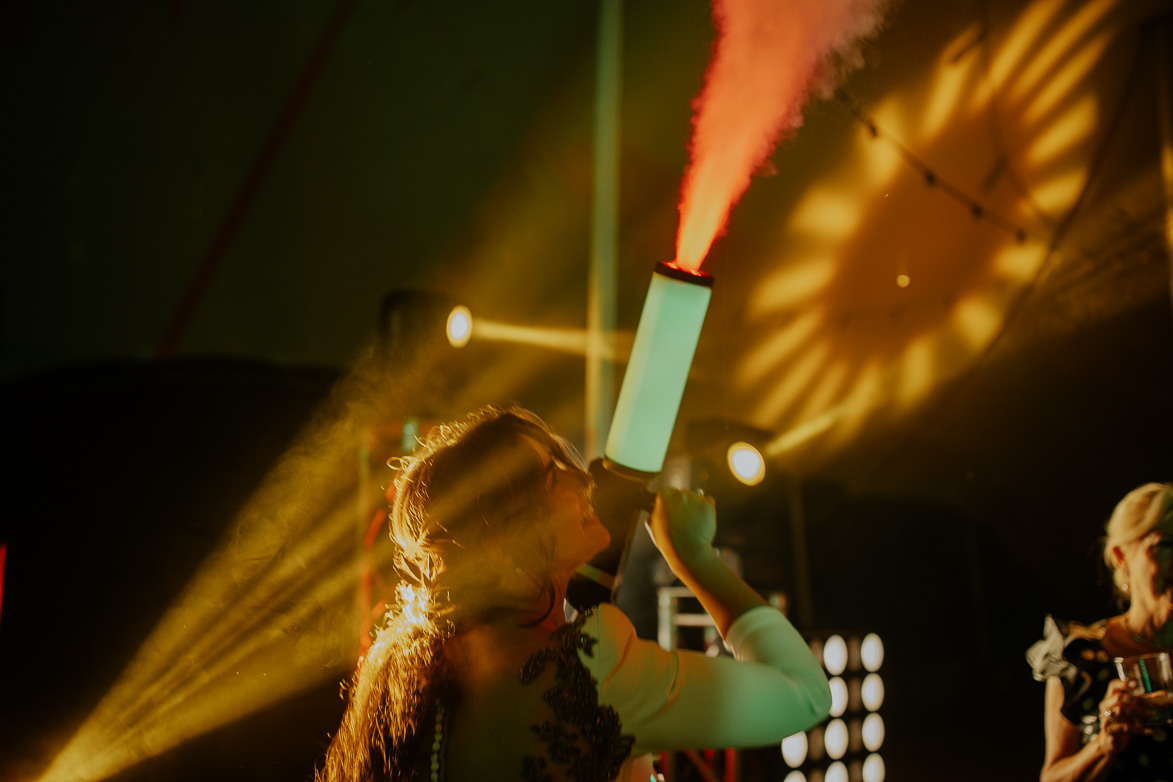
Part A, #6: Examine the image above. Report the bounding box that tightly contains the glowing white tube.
[604,262,713,476]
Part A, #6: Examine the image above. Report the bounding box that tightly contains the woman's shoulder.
[1026,614,1111,682]
[573,603,638,666]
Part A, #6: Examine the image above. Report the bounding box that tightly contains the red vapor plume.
[674,0,886,272]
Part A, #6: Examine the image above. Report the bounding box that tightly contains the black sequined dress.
[1027,615,1173,780]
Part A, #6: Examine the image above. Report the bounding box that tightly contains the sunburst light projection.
[30,352,419,782]
[738,0,1147,459]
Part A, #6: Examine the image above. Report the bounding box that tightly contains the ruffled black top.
[1027,615,1173,779]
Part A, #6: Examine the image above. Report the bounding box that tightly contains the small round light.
[896,274,910,288]
[863,753,886,782]
[861,633,884,672]
[862,673,884,711]
[825,761,849,782]
[824,719,848,760]
[823,634,847,675]
[783,772,807,782]
[829,677,848,717]
[781,732,808,767]
[862,713,885,751]
[727,442,765,486]
[446,306,472,348]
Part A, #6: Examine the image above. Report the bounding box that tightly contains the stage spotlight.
[446,306,472,348]
[828,676,848,718]
[726,441,765,485]
[862,713,885,752]
[823,634,847,675]
[824,719,848,760]
[825,761,849,782]
[861,673,884,711]
[861,633,884,672]
[863,753,886,782]
[781,731,808,767]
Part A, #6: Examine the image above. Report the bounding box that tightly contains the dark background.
[3,0,1172,779]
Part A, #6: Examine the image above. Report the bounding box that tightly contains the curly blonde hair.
[316,405,586,781]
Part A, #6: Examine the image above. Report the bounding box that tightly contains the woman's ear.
[1110,545,1125,569]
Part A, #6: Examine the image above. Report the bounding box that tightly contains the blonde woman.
[1028,482,1173,781]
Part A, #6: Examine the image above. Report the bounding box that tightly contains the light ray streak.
[753,341,831,424]
[764,404,846,457]
[472,318,631,360]
[36,501,359,782]
[1009,0,1116,102]
[33,352,407,782]
[737,311,823,386]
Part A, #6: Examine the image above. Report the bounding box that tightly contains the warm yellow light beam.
[951,293,1003,350]
[1158,26,1173,267]
[787,189,863,239]
[763,405,845,457]
[1010,0,1116,103]
[32,352,408,782]
[472,318,631,361]
[753,341,831,424]
[737,311,822,387]
[991,0,1064,87]
[748,261,836,315]
[897,335,934,409]
[1024,32,1110,124]
[1026,96,1098,168]
[35,504,359,782]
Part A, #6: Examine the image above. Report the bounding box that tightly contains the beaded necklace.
[430,700,448,782]
[1128,630,1173,653]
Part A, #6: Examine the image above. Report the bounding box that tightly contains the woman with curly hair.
[317,405,830,782]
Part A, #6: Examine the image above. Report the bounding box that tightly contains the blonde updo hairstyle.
[1103,482,1173,600]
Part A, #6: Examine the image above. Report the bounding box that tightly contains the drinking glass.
[1114,652,1173,725]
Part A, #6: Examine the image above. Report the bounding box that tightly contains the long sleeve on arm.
[580,603,831,755]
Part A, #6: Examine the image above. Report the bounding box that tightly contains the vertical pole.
[787,474,814,629]
[357,430,372,657]
[0,541,6,630]
[1157,24,1173,312]
[586,0,623,457]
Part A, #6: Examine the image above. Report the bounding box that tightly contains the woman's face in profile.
[520,435,610,570]
[1125,511,1173,604]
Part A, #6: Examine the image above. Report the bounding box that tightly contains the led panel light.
[861,633,884,672]
[823,634,848,676]
[824,718,848,760]
[862,673,885,711]
[863,713,885,751]
[863,753,886,782]
[781,732,808,767]
[828,677,848,717]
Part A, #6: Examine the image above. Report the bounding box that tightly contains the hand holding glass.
[1114,653,1173,726]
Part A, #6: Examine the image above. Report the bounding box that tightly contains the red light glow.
[674,0,886,272]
